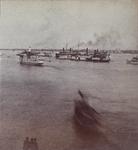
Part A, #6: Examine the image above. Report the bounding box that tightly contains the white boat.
[127,56,138,65]
[17,48,44,66]
[20,58,44,66]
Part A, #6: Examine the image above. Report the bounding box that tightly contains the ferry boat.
[55,48,110,62]
[127,56,138,65]
[86,50,110,62]
[17,48,44,66]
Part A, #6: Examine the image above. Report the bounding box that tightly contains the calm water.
[0,50,138,150]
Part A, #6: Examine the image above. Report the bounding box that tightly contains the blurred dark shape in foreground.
[23,137,39,150]
[73,91,121,150]
[74,90,101,130]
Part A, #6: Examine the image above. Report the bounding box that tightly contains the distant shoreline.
[0,49,138,54]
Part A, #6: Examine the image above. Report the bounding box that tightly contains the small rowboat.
[74,90,101,129]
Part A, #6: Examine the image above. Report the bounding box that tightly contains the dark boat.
[74,90,101,129]
[86,50,110,62]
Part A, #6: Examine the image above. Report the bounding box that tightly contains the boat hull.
[92,59,110,63]
[86,57,110,62]
[20,61,44,66]
[74,99,101,129]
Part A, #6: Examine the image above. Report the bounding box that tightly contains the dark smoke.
[74,30,121,50]
[92,30,121,49]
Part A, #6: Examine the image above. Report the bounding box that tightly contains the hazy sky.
[0,0,138,49]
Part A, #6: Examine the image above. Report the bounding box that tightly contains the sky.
[0,0,138,49]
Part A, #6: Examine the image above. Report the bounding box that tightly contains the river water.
[0,50,138,150]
